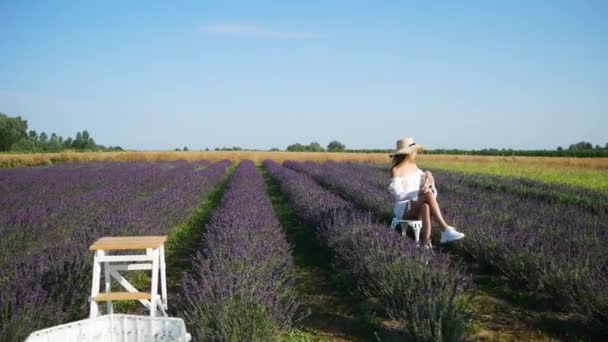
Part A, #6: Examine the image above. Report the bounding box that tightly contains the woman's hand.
[419,184,432,195]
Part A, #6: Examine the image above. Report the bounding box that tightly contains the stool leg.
[156,295,167,317]
[160,245,168,311]
[150,248,160,317]
[104,258,112,315]
[390,218,398,229]
[89,250,103,318]
[412,224,421,245]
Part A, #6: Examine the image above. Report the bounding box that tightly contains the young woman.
[387,137,465,248]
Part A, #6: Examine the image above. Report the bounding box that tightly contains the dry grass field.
[0,151,390,167]
[2,151,607,190]
[417,154,608,191]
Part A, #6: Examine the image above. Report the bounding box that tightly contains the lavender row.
[431,169,608,333]
[288,161,608,333]
[181,161,298,341]
[284,161,393,219]
[0,160,229,341]
[344,163,608,330]
[264,160,470,341]
[344,161,608,215]
[0,162,211,270]
[0,162,153,234]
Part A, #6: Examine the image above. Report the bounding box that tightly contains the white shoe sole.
[440,233,465,244]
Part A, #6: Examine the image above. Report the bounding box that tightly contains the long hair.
[389,154,407,173]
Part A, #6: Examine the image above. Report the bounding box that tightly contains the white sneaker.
[440,226,465,244]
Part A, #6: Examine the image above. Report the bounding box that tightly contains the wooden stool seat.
[90,236,167,251]
[93,292,151,302]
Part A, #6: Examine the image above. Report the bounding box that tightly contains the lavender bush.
[432,170,608,334]
[264,160,471,341]
[288,161,608,334]
[0,160,230,341]
[284,160,393,219]
[181,161,298,341]
[344,161,608,214]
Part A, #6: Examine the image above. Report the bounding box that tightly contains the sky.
[1,0,607,151]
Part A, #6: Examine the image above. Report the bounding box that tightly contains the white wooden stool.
[390,218,423,245]
[89,236,168,318]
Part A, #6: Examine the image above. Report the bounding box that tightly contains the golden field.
[417,154,608,191]
[0,150,391,167]
[2,150,608,167]
[1,151,607,190]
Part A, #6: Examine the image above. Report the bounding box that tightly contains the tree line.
[4,111,604,157]
[0,113,122,152]
[286,141,346,152]
[284,140,608,157]
[181,141,347,153]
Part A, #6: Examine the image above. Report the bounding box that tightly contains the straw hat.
[390,137,425,156]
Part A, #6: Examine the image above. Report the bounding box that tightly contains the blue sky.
[1,0,606,150]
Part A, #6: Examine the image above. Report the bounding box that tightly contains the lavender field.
[1,159,606,341]
[0,160,231,340]
[283,160,608,339]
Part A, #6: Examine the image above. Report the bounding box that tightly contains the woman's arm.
[420,170,438,197]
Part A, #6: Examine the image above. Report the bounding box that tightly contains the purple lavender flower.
[181,161,298,341]
[285,160,608,334]
[0,160,229,340]
[265,160,471,341]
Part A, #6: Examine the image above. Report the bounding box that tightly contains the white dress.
[388,169,438,219]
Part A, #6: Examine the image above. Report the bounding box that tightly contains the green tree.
[86,137,96,150]
[569,141,593,150]
[0,113,28,151]
[308,142,324,152]
[39,132,48,144]
[287,142,326,152]
[286,143,305,152]
[73,131,84,149]
[11,138,37,152]
[327,140,346,152]
[28,130,38,141]
[2,114,121,152]
[63,137,73,149]
[81,130,95,150]
[48,133,62,151]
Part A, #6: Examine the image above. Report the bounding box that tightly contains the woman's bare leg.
[419,203,431,243]
[404,199,422,219]
[422,171,449,229]
[421,192,449,230]
[404,201,432,244]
